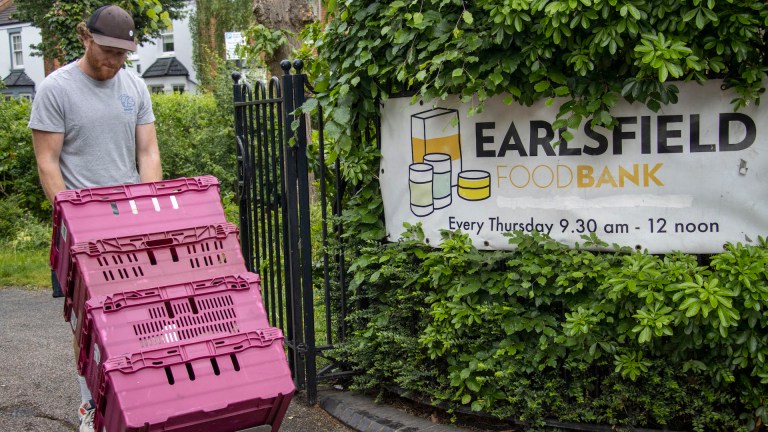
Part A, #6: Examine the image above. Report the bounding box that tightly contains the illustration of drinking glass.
[423,153,452,209]
[409,163,434,217]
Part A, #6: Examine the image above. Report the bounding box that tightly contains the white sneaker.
[78,400,95,432]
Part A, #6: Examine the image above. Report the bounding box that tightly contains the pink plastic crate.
[79,272,267,382]
[51,176,227,298]
[93,329,294,432]
[65,223,247,348]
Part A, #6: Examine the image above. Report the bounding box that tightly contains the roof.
[0,1,19,26]
[142,56,190,78]
[3,70,35,87]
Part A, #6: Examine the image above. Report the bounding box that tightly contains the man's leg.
[51,270,63,298]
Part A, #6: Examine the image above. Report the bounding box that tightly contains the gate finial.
[231,71,241,84]
[280,60,292,74]
[293,60,304,73]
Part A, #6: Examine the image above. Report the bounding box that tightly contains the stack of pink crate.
[50,176,294,432]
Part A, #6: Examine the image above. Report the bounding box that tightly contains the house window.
[161,32,174,53]
[11,33,24,68]
[172,85,185,94]
[150,85,164,94]
[19,93,32,101]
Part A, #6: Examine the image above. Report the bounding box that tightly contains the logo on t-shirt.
[119,94,136,113]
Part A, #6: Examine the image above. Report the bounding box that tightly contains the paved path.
[0,287,352,432]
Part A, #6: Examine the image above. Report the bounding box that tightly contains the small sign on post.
[225,32,244,61]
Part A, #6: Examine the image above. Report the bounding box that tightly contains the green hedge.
[0,90,237,238]
[342,225,768,431]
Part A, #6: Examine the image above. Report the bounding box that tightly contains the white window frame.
[161,32,174,54]
[10,32,24,69]
[172,84,185,94]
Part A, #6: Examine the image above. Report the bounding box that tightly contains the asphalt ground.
[0,287,352,432]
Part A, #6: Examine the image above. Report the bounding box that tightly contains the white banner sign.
[225,32,244,60]
[380,81,768,253]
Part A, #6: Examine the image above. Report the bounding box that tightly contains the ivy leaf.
[332,106,352,124]
[300,98,319,113]
[462,11,474,25]
[534,81,551,92]
[465,377,481,392]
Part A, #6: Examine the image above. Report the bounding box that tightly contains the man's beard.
[82,49,121,81]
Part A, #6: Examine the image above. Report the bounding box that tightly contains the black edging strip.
[384,386,684,432]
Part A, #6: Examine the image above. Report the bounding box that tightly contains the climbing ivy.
[303,0,767,179]
[296,2,768,428]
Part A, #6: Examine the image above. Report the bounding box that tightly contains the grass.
[0,245,50,288]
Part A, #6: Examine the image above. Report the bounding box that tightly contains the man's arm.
[31,130,66,203]
[136,122,162,183]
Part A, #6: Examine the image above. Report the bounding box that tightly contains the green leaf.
[331,106,352,124]
[534,81,551,92]
[300,98,318,113]
[462,11,474,25]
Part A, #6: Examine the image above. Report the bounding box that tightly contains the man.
[28,5,161,432]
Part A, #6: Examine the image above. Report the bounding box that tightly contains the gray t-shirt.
[28,61,155,189]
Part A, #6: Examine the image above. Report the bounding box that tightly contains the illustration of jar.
[411,108,461,186]
[458,170,491,201]
[409,163,434,216]
[422,153,452,209]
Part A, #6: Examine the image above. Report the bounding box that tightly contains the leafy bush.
[152,91,236,189]
[0,98,49,220]
[341,226,768,430]
[0,196,51,250]
[0,197,29,241]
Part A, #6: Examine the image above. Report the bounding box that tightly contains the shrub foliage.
[342,226,768,430]
[301,2,768,428]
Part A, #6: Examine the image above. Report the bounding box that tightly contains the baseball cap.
[86,5,137,51]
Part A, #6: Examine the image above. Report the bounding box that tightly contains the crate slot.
[211,358,220,376]
[164,366,175,385]
[185,363,196,381]
[230,354,240,371]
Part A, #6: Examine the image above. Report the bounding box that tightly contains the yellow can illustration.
[458,170,491,201]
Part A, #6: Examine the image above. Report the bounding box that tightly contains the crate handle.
[145,238,174,248]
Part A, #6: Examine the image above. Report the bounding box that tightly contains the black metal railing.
[233,60,352,404]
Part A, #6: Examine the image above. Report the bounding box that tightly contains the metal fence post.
[281,60,306,392]
[292,59,318,405]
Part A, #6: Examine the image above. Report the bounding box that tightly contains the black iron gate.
[232,60,352,404]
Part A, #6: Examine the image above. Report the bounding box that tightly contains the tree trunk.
[252,0,315,77]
